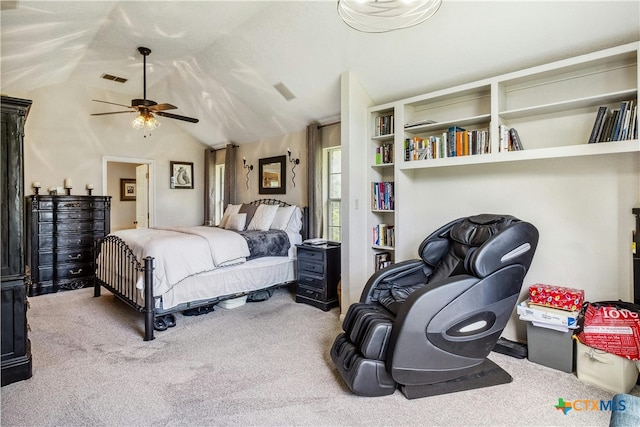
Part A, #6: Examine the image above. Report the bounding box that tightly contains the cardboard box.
[529,284,584,311]
[517,301,580,328]
[576,341,639,394]
[527,322,575,372]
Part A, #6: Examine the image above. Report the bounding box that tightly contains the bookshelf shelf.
[399,139,640,170]
[404,114,491,135]
[372,245,395,251]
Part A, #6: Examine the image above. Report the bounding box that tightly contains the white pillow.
[270,206,296,230]
[224,213,246,231]
[246,204,279,231]
[285,207,303,234]
[219,204,241,228]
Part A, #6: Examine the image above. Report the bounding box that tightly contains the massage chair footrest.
[400,359,512,399]
[330,333,397,397]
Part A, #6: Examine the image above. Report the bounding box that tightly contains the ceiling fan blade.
[156,111,199,123]
[92,99,134,109]
[149,103,177,111]
[91,111,136,116]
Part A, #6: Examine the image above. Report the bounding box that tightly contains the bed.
[93,199,307,340]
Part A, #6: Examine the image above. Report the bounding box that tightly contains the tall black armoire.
[1,96,33,386]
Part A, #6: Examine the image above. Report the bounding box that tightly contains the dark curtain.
[306,123,322,238]
[224,143,237,208]
[203,148,215,225]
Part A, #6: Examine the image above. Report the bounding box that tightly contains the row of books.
[375,142,393,164]
[404,127,490,161]
[498,125,524,152]
[372,225,395,248]
[374,114,394,137]
[371,181,394,211]
[588,100,638,143]
[374,251,393,271]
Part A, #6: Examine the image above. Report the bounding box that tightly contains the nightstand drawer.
[298,249,325,264]
[298,274,325,290]
[298,261,324,275]
[297,285,323,301]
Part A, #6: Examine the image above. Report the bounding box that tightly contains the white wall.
[17,83,207,226]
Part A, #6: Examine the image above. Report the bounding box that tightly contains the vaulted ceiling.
[2,1,639,146]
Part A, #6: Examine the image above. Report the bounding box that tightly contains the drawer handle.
[69,268,83,275]
[68,253,82,259]
[68,239,82,245]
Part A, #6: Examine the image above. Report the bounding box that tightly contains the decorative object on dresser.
[27,195,111,296]
[295,242,341,311]
[1,95,33,386]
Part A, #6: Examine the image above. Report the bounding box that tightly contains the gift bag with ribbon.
[575,300,640,360]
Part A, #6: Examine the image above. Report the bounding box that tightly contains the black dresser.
[1,96,33,386]
[295,243,341,311]
[27,195,111,296]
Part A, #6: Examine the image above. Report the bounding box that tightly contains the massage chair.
[330,214,539,399]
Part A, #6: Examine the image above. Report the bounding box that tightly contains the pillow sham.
[247,204,279,231]
[219,204,241,228]
[224,213,247,231]
[285,206,303,234]
[239,203,258,227]
[270,205,296,230]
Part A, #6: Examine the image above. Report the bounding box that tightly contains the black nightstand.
[295,243,341,311]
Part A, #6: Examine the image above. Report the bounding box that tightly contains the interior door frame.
[102,155,155,227]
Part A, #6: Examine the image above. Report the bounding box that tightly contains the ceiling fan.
[91,47,199,134]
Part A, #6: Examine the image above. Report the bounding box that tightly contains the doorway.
[102,156,154,232]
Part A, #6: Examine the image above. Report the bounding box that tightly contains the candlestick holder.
[242,158,253,190]
[287,149,300,187]
[65,187,72,195]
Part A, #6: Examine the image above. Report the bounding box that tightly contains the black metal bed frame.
[93,199,307,341]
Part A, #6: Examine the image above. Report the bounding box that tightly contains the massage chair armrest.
[360,259,430,304]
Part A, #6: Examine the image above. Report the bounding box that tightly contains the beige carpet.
[1,287,637,426]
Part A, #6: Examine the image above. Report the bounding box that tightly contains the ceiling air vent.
[101,73,128,84]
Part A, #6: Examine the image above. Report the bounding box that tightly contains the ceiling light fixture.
[337,0,442,33]
[132,112,160,132]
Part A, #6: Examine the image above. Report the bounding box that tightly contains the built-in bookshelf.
[362,42,639,276]
[369,108,396,272]
[395,42,639,171]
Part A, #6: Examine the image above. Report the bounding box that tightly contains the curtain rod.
[318,120,340,129]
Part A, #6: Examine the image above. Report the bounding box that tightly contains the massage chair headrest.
[419,214,538,278]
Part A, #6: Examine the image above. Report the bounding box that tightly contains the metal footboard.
[94,235,156,341]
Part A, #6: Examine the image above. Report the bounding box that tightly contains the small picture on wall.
[170,161,194,189]
[120,178,136,201]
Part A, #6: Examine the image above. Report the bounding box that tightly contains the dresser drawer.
[298,249,326,264]
[38,233,100,249]
[298,261,324,275]
[37,210,105,222]
[38,248,94,266]
[38,221,105,234]
[37,262,94,282]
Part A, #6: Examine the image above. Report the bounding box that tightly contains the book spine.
[588,106,608,143]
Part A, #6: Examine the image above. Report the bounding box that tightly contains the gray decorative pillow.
[239,203,258,228]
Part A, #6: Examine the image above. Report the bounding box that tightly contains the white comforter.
[112,226,250,297]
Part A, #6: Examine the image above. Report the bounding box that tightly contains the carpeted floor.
[1,286,638,426]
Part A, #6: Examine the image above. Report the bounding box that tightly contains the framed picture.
[259,155,286,195]
[374,251,391,272]
[120,178,136,201]
[170,161,194,189]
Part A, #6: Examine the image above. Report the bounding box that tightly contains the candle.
[86,184,94,190]
[64,178,72,188]
[32,181,41,188]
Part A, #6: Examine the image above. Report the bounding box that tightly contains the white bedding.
[111,226,250,297]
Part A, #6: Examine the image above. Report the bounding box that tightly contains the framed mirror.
[259,155,286,194]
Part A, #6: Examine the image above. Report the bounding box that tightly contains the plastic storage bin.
[218,295,248,309]
[576,341,639,394]
[526,322,575,372]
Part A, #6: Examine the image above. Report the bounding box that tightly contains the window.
[326,147,341,241]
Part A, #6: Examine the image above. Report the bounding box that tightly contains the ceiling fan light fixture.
[337,0,442,33]
[132,113,160,131]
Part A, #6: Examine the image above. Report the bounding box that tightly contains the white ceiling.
[2,1,639,146]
